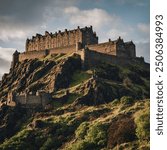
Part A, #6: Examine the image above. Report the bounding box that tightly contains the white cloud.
[137,23,150,33]
[0,47,15,79]
[64,7,115,29]
[108,29,127,39]
[0,29,27,42]
[0,47,15,61]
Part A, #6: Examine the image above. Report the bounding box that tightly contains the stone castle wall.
[19,50,48,61]
[7,91,51,107]
[26,26,98,52]
[49,44,76,55]
[87,39,136,58]
[18,44,77,61]
[79,48,142,69]
[87,41,117,56]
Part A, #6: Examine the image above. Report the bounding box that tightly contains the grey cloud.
[0,0,78,49]
[0,57,10,69]
[136,42,150,63]
[0,57,11,79]
[0,0,77,26]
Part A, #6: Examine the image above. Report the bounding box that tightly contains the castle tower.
[25,39,29,52]
[11,50,20,68]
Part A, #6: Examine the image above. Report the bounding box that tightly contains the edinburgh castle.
[6,26,146,107]
[12,26,143,69]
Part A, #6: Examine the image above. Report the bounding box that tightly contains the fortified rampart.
[78,48,143,68]
[7,91,51,108]
[87,37,136,58]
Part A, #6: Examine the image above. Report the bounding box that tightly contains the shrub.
[69,122,107,150]
[85,123,107,147]
[135,107,150,141]
[107,116,136,149]
[75,122,89,139]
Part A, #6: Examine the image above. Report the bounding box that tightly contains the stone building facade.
[7,91,51,108]
[26,26,98,52]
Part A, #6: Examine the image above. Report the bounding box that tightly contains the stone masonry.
[12,26,137,67]
[7,91,51,108]
[26,26,98,52]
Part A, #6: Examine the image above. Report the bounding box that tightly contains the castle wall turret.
[11,50,20,68]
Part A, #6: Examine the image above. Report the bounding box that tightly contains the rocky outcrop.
[0,54,81,103]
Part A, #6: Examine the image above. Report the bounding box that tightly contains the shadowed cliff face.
[0,53,81,103]
[0,53,150,149]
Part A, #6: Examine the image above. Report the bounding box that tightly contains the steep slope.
[0,98,150,150]
[0,53,81,103]
[0,53,150,149]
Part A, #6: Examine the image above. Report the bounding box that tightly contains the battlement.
[7,90,51,108]
[26,26,98,52]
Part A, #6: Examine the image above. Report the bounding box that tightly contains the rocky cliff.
[0,52,150,149]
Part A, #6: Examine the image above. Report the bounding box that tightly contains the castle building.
[26,26,98,52]
[7,91,51,108]
[7,26,145,108]
[11,26,140,69]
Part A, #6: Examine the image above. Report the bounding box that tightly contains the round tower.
[11,50,20,68]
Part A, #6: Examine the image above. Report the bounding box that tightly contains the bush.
[75,122,89,139]
[107,116,136,149]
[135,107,150,141]
[85,123,107,147]
[68,122,107,150]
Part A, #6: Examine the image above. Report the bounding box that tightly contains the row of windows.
[27,39,78,51]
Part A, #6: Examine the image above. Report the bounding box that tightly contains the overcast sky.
[0,0,149,79]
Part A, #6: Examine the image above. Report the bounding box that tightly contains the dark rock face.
[54,55,81,90]
[0,105,26,143]
[0,54,81,102]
